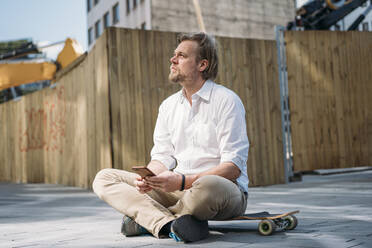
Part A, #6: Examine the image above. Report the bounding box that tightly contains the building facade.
[87,0,296,49]
[87,0,151,48]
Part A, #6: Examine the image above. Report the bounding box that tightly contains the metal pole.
[275,25,294,183]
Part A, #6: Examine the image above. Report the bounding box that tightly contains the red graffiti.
[19,86,66,153]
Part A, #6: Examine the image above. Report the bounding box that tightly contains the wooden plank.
[93,30,111,187]
[254,40,270,185]
[222,36,233,89]
[232,38,251,183]
[358,32,369,166]
[346,32,358,166]
[0,101,11,181]
[147,30,159,162]
[326,33,342,168]
[139,30,154,163]
[350,32,364,166]
[308,31,322,171]
[285,31,303,171]
[244,39,260,186]
[325,32,341,168]
[88,41,98,186]
[315,31,334,169]
[0,103,6,181]
[107,28,122,170]
[123,29,138,171]
[344,32,359,166]
[215,37,225,85]
[251,39,267,185]
[363,33,372,164]
[364,33,372,164]
[337,31,353,168]
[265,40,284,184]
[75,56,89,188]
[330,32,346,168]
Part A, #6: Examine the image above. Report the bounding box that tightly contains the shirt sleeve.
[216,94,249,172]
[150,102,177,170]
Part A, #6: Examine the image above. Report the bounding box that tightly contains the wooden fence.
[4,29,370,188]
[285,31,372,172]
[0,28,285,188]
[0,34,111,188]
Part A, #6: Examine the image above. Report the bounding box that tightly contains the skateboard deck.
[223,210,300,235]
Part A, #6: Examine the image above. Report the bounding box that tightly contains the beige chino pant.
[92,168,248,238]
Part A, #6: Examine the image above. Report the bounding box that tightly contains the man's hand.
[133,160,170,194]
[144,171,182,192]
[134,176,153,194]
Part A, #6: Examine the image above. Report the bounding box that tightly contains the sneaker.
[121,215,150,237]
[169,215,209,242]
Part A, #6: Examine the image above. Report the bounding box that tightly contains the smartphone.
[132,166,156,178]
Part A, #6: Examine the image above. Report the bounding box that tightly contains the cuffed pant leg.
[168,175,247,220]
[92,168,177,238]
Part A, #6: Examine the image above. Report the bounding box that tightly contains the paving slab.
[1,170,372,248]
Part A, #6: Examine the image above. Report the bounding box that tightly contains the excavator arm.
[0,38,83,91]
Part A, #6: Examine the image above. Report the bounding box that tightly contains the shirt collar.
[179,79,214,104]
[195,79,214,102]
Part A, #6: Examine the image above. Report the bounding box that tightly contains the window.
[362,22,369,31]
[88,27,93,45]
[126,0,130,14]
[113,3,120,24]
[104,12,110,28]
[87,0,92,12]
[95,20,101,39]
[94,0,99,6]
[141,22,146,30]
[133,0,137,9]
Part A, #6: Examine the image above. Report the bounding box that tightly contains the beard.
[168,68,186,84]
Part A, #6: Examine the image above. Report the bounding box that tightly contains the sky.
[0,0,87,59]
[296,0,309,7]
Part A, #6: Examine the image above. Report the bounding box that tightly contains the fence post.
[275,26,294,183]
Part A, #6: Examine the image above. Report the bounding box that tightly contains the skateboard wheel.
[258,219,276,236]
[283,215,298,230]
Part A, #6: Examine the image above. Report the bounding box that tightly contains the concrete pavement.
[1,169,372,248]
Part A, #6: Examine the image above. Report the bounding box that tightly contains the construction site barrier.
[2,28,370,189]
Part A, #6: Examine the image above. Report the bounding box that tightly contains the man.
[93,32,249,243]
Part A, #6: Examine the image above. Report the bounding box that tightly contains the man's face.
[169,40,200,84]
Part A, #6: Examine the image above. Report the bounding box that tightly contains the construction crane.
[288,0,372,30]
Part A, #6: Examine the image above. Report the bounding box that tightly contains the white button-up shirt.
[151,80,249,192]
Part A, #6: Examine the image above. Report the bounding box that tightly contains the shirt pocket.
[195,121,218,148]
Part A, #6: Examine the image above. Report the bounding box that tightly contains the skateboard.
[228,210,299,236]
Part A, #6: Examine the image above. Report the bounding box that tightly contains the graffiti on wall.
[18,86,66,153]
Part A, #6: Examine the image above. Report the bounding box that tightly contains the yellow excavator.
[0,38,84,92]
